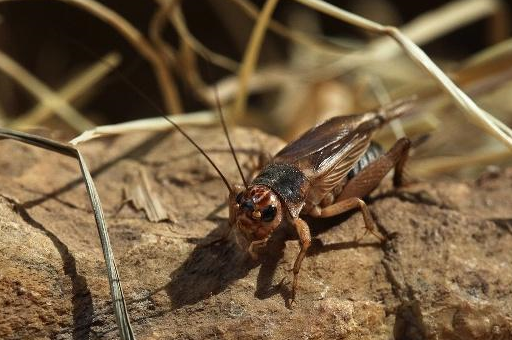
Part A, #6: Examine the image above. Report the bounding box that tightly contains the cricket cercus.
[167,98,413,301]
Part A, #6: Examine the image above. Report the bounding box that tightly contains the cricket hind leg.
[337,137,411,200]
[316,197,384,242]
[310,137,411,241]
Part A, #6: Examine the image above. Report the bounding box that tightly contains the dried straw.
[0,128,135,340]
[0,0,183,115]
[293,0,512,151]
[232,0,279,122]
[70,110,215,145]
[0,49,94,131]
[9,52,121,130]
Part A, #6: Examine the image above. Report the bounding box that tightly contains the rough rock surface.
[0,127,511,340]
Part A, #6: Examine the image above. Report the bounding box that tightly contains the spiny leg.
[391,138,411,187]
[310,137,411,241]
[336,137,411,201]
[317,197,384,242]
[291,218,311,301]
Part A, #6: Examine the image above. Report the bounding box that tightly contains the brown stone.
[0,127,511,339]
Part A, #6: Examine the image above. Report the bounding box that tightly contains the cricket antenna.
[203,56,248,189]
[212,79,248,189]
[82,53,233,193]
[115,77,233,193]
[66,38,236,193]
[160,115,233,192]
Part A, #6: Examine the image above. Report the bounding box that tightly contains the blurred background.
[0,0,511,178]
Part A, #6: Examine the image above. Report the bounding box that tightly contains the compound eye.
[240,199,254,212]
[261,205,277,222]
[236,192,244,204]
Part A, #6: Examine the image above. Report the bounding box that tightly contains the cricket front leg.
[248,238,268,260]
[291,218,311,301]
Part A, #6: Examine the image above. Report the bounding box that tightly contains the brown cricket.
[164,97,413,301]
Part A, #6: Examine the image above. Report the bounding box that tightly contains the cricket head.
[229,184,283,243]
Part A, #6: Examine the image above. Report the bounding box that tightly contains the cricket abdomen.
[347,141,383,179]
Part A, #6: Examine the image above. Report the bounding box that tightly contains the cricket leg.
[311,138,411,241]
[248,238,268,260]
[317,197,384,242]
[291,218,311,301]
[391,138,411,188]
[337,137,411,201]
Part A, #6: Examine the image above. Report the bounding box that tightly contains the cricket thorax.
[234,185,283,241]
[251,163,310,218]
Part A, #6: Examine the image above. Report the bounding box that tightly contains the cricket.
[229,104,411,300]
[187,96,414,302]
[1,1,512,339]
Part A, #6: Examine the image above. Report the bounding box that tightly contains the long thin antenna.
[67,39,233,193]
[212,86,248,189]
[116,78,233,193]
[204,56,248,189]
[161,116,232,192]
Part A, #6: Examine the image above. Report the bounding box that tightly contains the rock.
[0,127,511,339]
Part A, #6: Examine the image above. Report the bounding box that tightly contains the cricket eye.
[261,205,277,222]
[240,200,254,212]
[236,192,244,204]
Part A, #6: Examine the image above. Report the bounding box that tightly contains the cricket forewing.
[228,99,412,240]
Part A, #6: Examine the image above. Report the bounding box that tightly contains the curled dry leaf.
[123,167,177,223]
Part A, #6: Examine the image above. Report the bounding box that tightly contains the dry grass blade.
[293,0,512,151]
[463,38,512,68]
[0,128,135,340]
[149,0,179,67]
[70,110,215,145]
[374,0,504,59]
[0,0,182,115]
[309,0,504,81]
[59,0,182,114]
[411,148,511,177]
[0,49,95,131]
[9,52,122,130]
[232,0,279,122]
[170,1,239,72]
[149,0,224,105]
[203,65,293,105]
[227,0,350,55]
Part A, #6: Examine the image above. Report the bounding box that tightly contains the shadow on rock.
[12,199,94,339]
[166,209,378,309]
[254,227,289,301]
[166,221,295,309]
[166,223,256,309]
